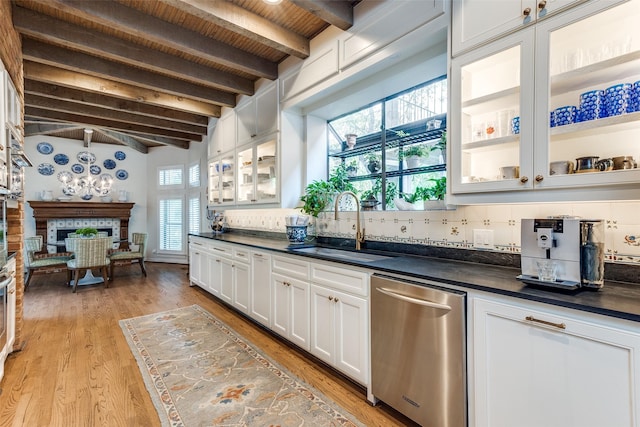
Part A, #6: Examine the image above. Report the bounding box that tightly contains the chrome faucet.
[334,191,365,250]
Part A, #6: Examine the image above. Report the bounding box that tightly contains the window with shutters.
[158,165,185,253]
[188,162,201,234]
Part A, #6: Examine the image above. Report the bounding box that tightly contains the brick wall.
[1,0,25,352]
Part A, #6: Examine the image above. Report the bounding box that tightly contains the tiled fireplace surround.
[224,200,640,266]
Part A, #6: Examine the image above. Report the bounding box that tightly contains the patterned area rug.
[119,305,364,426]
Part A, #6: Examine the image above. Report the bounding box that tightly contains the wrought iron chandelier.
[59,129,114,200]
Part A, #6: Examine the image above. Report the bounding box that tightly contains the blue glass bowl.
[604,83,632,116]
[511,116,520,134]
[579,90,606,121]
[554,106,578,126]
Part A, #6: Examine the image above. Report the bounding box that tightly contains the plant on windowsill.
[423,176,447,210]
[400,144,429,169]
[345,160,358,177]
[365,152,382,174]
[360,178,397,210]
[299,163,357,218]
[75,227,99,238]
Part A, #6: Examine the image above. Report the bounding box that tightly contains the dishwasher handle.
[376,287,452,311]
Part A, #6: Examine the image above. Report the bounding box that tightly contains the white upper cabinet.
[450,0,640,202]
[209,110,236,156]
[236,81,278,146]
[452,0,586,56]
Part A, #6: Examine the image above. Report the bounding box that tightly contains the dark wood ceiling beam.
[123,132,191,149]
[159,0,310,58]
[291,0,353,30]
[25,106,200,142]
[22,38,236,107]
[27,0,278,79]
[24,122,83,136]
[25,94,207,135]
[25,80,209,126]
[24,61,222,117]
[13,6,254,96]
[97,129,150,153]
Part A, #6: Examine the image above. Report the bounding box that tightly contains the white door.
[207,252,221,296]
[250,252,271,326]
[271,273,290,338]
[333,290,367,384]
[473,297,640,427]
[233,261,250,314]
[309,284,335,365]
[219,257,233,304]
[289,276,310,351]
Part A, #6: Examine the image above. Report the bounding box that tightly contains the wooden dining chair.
[108,233,147,281]
[24,236,74,290]
[66,236,112,293]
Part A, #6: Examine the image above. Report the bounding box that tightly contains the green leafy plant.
[426,176,447,200]
[75,227,98,237]
[299,163,357,217]
[401,187,430,204]
[361,178,397,207]
[401,144,429,159]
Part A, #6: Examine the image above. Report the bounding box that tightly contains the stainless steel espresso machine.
[518,217,605,290]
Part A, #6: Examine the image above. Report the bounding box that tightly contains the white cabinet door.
[210,111,236,156]
[310,283,368,384]
[333,290,367,383]
[232,261,250,314]
[219,257,234,304]
[250,251,271,326]
[188,243,205,287]
[309,284,336,365]
[207,252,222,296]
[472,296,640,427]
[452,0,585,56]
[236,81,278,146]
[271,272,310,351]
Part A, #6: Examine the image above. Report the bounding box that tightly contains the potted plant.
[75,227,99,238]
[433,131,446,164]
[423,176,447,210]
[365,152,382,173]
[361,178,397,210]
[299,163,357,218]
[345,160,358,177]
[400,144,429,168]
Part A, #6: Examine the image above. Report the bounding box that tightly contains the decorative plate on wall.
[36,142,54,155]
[38,163,55,175]
[90,165,101,175]
[53,153,69,165]
[103,159,116,169]
[71,163,85,174]
[57,171,73,183]
[114,151,126,161]
[77,151,96,164]
[115,169,128,180]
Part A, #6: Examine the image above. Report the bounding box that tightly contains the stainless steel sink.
[290,246,395,263]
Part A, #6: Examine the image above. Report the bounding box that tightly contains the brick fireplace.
[28,201,135,252]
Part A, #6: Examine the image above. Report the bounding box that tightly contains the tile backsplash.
[223,201,640,265]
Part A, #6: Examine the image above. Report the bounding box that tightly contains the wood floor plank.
[0,263,416,426]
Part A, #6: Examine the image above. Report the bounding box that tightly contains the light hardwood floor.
[0,262,416,427]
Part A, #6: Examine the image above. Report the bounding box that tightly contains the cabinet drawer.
[310,262,369,297]
[272,255,309,280]
[233,247,250,262]
[210,243,232,258]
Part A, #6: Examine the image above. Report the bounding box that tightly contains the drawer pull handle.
[525,315,566,329]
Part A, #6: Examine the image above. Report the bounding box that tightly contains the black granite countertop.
[191,232,640,323]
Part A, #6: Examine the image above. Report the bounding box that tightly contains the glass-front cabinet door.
[237,138,277,204]
[535,0,640,189]
[208,154,235,205]
[451,30,535,194]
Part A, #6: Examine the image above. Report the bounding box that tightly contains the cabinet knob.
[328,296,334,301]
[520,176,529,183]
[538,0,547,9]
[334,298,339,303]
[535,174,544,182]
[9,288,15,294]
[523,7,531,16]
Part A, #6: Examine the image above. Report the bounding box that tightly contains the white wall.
[23,135,148,239]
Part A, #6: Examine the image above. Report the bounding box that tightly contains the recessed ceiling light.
[263,0,282,4]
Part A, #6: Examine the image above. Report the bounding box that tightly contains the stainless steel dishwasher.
[371,274,466,427]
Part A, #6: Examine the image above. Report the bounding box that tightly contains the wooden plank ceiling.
[12,0,355,153]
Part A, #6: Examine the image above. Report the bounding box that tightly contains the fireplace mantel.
[28,201,135,250]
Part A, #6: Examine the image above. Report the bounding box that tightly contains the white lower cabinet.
[310,283,368,384]
[232,259,250,314]
[219,257,234,305]
[471,295,640,427]
[188,241,206,288]
[249,250,271,326]
[206,250,222,296]
[271,272,310,351]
